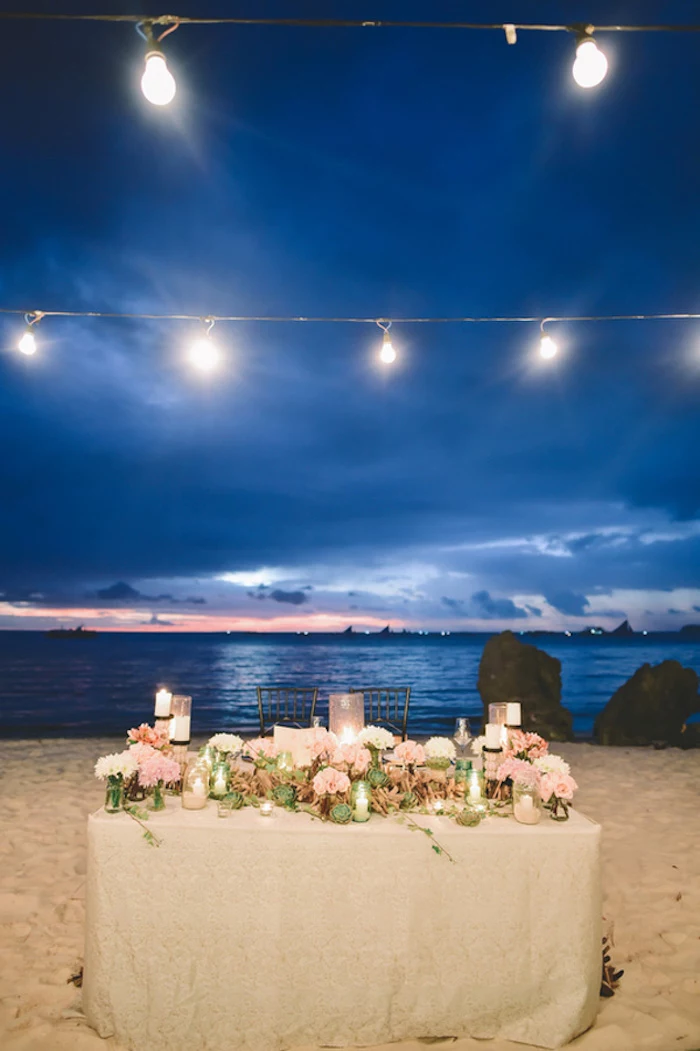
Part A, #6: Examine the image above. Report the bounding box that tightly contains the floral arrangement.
[424,736,456,771]
[208,733,244,756]
[95,750,138,782]
[496,734,578,819]
[127,724,169,749]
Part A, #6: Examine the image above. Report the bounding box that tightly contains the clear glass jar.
[182,760,210,810]
[104,775,124,813]
[169,694,192,745]
[351,780,372,822]
[209,760,230,799]
[198,744,216,772]
[512,782,542,825]
[276,751,294,775]
[151,780,166,811]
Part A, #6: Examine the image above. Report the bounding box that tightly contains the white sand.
[1,739,700,1051]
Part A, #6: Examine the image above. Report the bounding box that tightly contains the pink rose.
[331,743,371,773]
[245,737,278,760]
[310,728,338,762]
[312,767,351,796]
[394,740,426,767]
[554,775,577,801]
[538,773,556,803]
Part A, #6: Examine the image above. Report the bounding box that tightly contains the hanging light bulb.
[17,312,42,355]
[138,21,177,106]
[188,319,221,372]
[378,322,396,364]
[539,320,558,359]
[572,29,608,89]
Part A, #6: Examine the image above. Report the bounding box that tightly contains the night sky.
[1,0,699,633]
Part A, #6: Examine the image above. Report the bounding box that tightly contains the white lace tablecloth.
[83,801,601,1051]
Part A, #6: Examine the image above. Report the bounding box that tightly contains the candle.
[468,779,482,802]
[506,702,521,726]
[484,723,502,749]
[338,727,357,746]
[169,715,191,743]
[192,778,206,798]
[260,801,274,817]
[432,799,444,814]
[499,724,510,749]
[354,796,369,820]
[154,688,172,717]
[213,774,227,797]
[514,794,541,825]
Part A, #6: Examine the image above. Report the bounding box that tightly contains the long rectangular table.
[83,800,601,1051]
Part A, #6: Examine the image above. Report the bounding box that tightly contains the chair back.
[256,686,319,735]
[350,687,411,740]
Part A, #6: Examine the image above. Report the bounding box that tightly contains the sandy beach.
[1,739,700,1051]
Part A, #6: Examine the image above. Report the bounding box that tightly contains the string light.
[377,321,396,364]
[572,28,608,88]
[539,320,558,359]
[16,312,42,356]
[137,21,178,106]
[187,318,221,372]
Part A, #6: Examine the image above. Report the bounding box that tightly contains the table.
[83,801,601,1051]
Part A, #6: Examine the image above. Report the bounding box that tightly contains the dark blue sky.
[1,1,699,631]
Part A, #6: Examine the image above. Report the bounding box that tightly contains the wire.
[0,13,699,32]
[1,308,699,325]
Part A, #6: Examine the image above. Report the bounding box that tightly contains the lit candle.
[169,715,191,743]
[338,727,356,746]
[513,793,541,825]
[192,778,206,798]
[484,723,502,749]
[354,796,369,820]
[213,774,227,798]
[468,778,482,803]
[154,688,172,718]
[506,702,521,726]
[499,724,510,748]
[260,801,274,817]
[432,799,444,814]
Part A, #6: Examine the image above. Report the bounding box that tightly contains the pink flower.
[554,774,578,801]
[505,730,549,761]
[394,740,426,767]
[312,767,351,796]
[498,756,540,787]
[128,742,157,763]
[245,737,278,760]
[331,743,371,774]
[128,723,169,749]
[137,751,181,788]
[309,728,338,762]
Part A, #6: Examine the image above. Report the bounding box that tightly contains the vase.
[209,760,230,800]
[549,797,570,822]
[151,780,166,811]
[367,745,382,770]
[182,760,210,810]
[104,775,124,813]
[512,782,542,825]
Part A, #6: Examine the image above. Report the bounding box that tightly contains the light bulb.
[572,37,608,89]
[141,51,176,106]
[539,334,558,360]
[380,330,396,364]
[188,336,220,372]
[18,328,37,356]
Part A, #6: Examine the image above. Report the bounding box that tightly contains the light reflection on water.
[0,632,698,738]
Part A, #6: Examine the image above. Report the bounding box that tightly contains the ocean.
[0,630,699,739]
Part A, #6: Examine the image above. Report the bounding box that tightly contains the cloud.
[95,582,141,601]
[526,605,542,617]
[248,586,309,606]
[471,590,528,620]
[441,596,465,612]
[545,591,590,617]
[149,613,173,626]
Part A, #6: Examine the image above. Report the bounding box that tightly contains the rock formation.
[594,660,700,746]
[477,631,574,741]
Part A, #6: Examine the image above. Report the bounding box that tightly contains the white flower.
[208,733,244,755]
[470,735,486,756]
[357,725,395,750]
[424,736,456,761]
[94,750,138,780]
[534,754,570,777]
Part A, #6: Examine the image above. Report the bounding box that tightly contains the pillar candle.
[484,723,502,749]
[506,702,521,726]
[169,715,191,743]
[154,688,172,717]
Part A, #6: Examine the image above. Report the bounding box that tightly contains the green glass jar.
[198,745,216,772]
[454,759,473,784]
[209,760,230,799]
[104,774,124,813]
[351,780,372,822]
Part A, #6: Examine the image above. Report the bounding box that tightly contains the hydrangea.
[534,754,571,777]
[208,733,244,755]
[424,736,456,761]
[357,726,395,751]
[137,751,181,788]
[498,756,540,787]
[94,750,138,781]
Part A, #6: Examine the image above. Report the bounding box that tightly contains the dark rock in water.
[594,660,700,747]
[610,619,634,636]
[477,631,574,741]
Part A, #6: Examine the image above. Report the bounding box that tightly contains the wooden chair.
[350,687,411,740]
[256,686,319,735]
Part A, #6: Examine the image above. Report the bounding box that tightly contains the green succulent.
[330,803,353,825]
[272,784,297,808]
[224,791,245,810]
[400,791,418,810]
[367,767,389,789]
[456,808,482,827]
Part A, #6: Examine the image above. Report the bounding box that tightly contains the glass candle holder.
[429,799,445,815]
[513,782,542,825]
[276,751,294,776]
[505,701,522,728]
[217,798,235,818]
[182,760,210,810]
[488,703,508,726]
[259,800,274,817]
[169,694,192,745]
[209,760,230,799]
[351,780,372,822]
[454,758,472,784]
[198,744,216,772]
[465,768,485,805]
[329,693,364,742]
[311,716,323,729]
